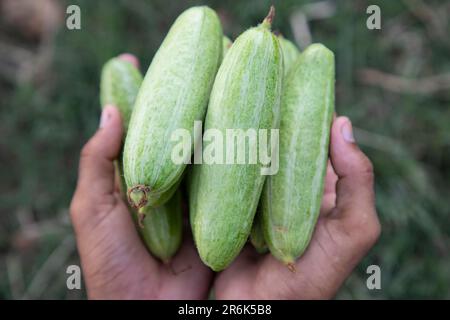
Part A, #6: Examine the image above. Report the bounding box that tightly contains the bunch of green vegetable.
[99,5,334,270]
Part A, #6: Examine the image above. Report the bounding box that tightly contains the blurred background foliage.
[0,0,449,299]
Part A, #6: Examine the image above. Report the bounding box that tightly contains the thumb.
[329,117,376,218]
[76,106,123,204]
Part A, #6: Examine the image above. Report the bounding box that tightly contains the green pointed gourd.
[249,35,299,253]
[222,35,232,57]
[100,56,143,195]
[250,205,268,254]
[261,43,335,270]
[139,190,183,263]
[123,6,223,220]
[100,57,143,132]
[189,7,283,271]
[100,56,182,262]
[278,35,300,77]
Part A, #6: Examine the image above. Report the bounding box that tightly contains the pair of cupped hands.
[70,54,380,299]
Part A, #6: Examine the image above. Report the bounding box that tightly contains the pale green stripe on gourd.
[262,43,335,268]
[190,8,283,271]
[222,36,232,57]
[278,35,300,77]
[123,6,223,216]
[139,190,183,263]
[100,57,143,196]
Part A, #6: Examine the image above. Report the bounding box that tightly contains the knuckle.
[79,140,101,171]
[358,155,374,177]
[80,140,94,159]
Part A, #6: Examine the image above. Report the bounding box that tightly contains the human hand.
[69,54,212,300]
[214,116,381,299]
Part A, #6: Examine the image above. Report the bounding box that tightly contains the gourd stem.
[127,184,151,210]
[261,6,275,29]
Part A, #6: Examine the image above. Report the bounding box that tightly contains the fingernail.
[341,119,355,143]
[99,106,113,128]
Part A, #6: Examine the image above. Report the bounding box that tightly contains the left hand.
[70,55,212,300]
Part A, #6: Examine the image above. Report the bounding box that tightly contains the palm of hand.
[70,107,212,300]
[82,195,212,299]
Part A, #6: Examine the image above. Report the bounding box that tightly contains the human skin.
[69,55,380,300]
[214,115,381,299]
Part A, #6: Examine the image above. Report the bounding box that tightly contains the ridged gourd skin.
[187,166,200,236]
[123,6,223,211]
[261,43,335,267]
[190,17,283,271]
[278,35,300,77]
[249,205,268,253]
[248,35,299,253]
[99,56,183,260]
[100,58,143,132]
[222,36,232,57]
[139,190,183,263]
[100,57,143,195]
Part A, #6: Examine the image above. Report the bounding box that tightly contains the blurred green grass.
[0,0,449,299]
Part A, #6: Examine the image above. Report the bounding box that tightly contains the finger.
[159,229,214,299]
[319,113,337,217]
[118,53,140,69]
[320,160,338,217]
[329,117,376,212]
[328,116,380,240]
[75,106,123,207]
[229,244,261,269]
[74,196,161,299]
[214,245,261,298]
[114,53,139,194]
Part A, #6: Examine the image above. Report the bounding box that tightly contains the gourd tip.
[262,5,276,29]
